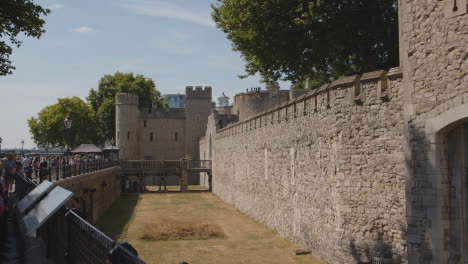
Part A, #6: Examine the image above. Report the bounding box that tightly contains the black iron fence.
[13,173,146,264]
[25,160,120,183]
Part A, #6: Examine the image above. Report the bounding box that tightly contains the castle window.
[127,131,130,140]
[150,132,153,142]
[144,120,147,128]
[174,132,178,142]
[219,120,223,128]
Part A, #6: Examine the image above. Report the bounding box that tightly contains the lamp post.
[21,140,24,156]
[111,138,115,160]
[64,116,72,165]
[0,137,2,157]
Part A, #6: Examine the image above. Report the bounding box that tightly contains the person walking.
[39,157,48,181]
[4,154,17,194]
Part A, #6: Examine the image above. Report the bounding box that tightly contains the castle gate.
[445,123,468,263]
[424,103,468,263]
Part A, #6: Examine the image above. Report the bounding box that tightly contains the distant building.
[116,86,212,185]
[116,86,211,162]
[162,94,185,108]
[217,93,229,107]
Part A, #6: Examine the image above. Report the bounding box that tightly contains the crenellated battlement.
[186,86,212,99]
[115,93,139,105]
[219,67,403,137]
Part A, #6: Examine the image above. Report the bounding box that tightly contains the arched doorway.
[426,104,468,263]
[442,122,468,263]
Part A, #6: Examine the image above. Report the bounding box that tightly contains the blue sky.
[0,0,290,149]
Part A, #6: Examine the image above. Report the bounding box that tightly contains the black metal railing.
[66,209,115,264]
[13,173,146,264]
[25,160,120,183]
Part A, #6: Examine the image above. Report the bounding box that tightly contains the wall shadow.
[95,193,140,240]
[349,231,403,264]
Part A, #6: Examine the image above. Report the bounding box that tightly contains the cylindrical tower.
[115,93,139,160]
[217,92,230,107]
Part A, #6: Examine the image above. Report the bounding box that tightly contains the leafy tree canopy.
[28,97,100,149]
[87,72,164,141]
[0,0,50,76]
[211,0,399,87]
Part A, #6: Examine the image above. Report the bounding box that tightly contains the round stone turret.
[115,93,139,159]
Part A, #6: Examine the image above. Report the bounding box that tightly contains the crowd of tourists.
[0,153,109,238]
[0,153,104,222]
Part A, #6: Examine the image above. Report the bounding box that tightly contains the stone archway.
[425,103,468,263]
[444,123,468,263]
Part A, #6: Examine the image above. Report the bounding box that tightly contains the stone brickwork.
[399,0,468,263]
[200,2,467,263]
[55,167,121,224]
[115,86,211,164]
[233,87,290,121]
[210,70,407,263]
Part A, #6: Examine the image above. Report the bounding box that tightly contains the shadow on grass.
[95,193,140,240]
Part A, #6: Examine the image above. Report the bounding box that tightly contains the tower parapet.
[186,86,212,99]
[265,82,280,91]
[116,93,139,105]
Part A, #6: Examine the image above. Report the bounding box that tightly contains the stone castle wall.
[233,90,290,121]
[116,86,212,168]
[55,167,121,224]
[200,1,467,263]
[211,69,407,263]
[399,0,468,262]
[137,117,186,160]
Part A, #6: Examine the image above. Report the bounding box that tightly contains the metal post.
[66,128,70,165]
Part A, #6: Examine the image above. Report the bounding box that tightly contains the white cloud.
[122,1,215,27]
[50,4,64,9]
[74,26,94,33]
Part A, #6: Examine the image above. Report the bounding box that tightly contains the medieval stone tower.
[115,93,139,160]
[115,86,212,163]
[184,86,212,161]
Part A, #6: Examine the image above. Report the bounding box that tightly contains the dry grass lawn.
[97,192,324,264]
[141,219,226,241]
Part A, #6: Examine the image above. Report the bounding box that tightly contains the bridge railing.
[120,160,182,172]
[120,160,163,171]
[189,160,212,170]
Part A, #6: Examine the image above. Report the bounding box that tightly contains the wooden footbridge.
[120,160,212,191]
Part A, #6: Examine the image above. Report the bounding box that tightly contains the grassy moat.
[96,188,324,264]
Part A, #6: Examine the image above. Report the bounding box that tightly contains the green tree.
[0,0,50,76]
[211,0,399,86]
[87,72,164,141]
[28,97,100,149]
